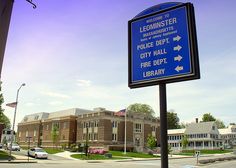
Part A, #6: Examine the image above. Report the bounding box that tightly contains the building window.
[83,134,86,140]
[26,131,28,137]
[46,125,49,130]
[135,123,142,132]
[135,138,140,146]
[112,133,117,141]
[152,126,156,132]
[19,132,21,138]
[94,120,98,127]
[34,130,37,137]
[63,122,67,129]
[34,115,39,120]
[112,121,117,128]
[89,133,93,141]
[94,133,98,140]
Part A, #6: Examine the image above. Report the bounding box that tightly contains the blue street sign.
[128,3,200,88]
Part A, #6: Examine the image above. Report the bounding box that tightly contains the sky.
[1,0,236,127]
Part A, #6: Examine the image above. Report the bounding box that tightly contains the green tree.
[127,103,155,117]
[202,113,216,122]
[215,119,226,129]
[181,135,189,149]
[51,124,59,148]
[0,82,11,128]
[167,111,180,129]
[146,134,156,149]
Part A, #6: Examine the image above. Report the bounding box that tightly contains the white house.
[219,124,236,148]
[168,122,222,151]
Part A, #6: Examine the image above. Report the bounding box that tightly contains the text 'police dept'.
[135,15,180,78]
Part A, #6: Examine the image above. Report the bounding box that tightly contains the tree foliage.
[181,135,189,149]
[127,103,155,117]
[0,82,11,128]
[201,113,225,128]
[202,113,216,122]
[215,119,226,129]
[51,124,59,148]
[146,134,156,149]
[167,111,180,129]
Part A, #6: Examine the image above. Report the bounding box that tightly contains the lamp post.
[8,83,26,161]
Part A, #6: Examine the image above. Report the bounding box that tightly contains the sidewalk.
[0,154,37,163]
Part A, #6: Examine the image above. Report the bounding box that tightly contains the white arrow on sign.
[173,35,181,42]
[175,66,184,72]
[174,45,182,51]
[174,55,183,62]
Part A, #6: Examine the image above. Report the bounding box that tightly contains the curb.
[0,160,37,164]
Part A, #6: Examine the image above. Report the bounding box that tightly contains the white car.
[7,143,20,151]
[28,147,48,159]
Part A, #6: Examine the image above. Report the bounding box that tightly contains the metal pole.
[124,109,127,154]
[9,83,25,161]
[159,83,168,168]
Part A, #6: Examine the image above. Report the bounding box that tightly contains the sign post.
[128,2,200,168]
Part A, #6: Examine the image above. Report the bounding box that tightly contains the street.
[1,156,236,168]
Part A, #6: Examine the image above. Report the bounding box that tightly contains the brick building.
[17,107,160,151]
[76,107,160,152]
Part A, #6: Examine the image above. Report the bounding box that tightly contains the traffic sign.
[128,3,200,88]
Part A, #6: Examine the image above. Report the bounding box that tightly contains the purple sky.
[2,0,236,126]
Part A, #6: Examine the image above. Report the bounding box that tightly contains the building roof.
[47,108,94,119]
[185,122,218,134]
[21,112,49,123]
[20,108,99,123]
[168,129,185,135]
[219,125,236,135]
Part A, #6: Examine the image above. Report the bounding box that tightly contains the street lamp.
[8,83,26,161]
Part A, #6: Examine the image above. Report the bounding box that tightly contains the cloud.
[49,101,62,106]
[40,91,71,99]
[77,80,91,87]
[24,102,35,107]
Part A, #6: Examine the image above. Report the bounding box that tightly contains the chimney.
[196,118,198,123]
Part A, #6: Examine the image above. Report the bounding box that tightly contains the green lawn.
[44,148,64,154]
[0,150,14,160]
[109,151,159,158]
[176,149,233,156]
[70,151,159,160]
[71,154,128,160]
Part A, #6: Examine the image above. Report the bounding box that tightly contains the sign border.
[128,3,200,88]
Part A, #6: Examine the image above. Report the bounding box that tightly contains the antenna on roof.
[26,0,37,9]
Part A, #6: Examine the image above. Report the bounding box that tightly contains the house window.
[112,133,117,141]
[135,123,142,132]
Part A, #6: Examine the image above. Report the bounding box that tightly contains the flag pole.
[124,108,127,155]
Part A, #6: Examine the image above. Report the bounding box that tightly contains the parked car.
[7,143,20,151]
[28,147,48,159]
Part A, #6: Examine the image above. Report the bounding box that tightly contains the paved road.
[1,157,236,168]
